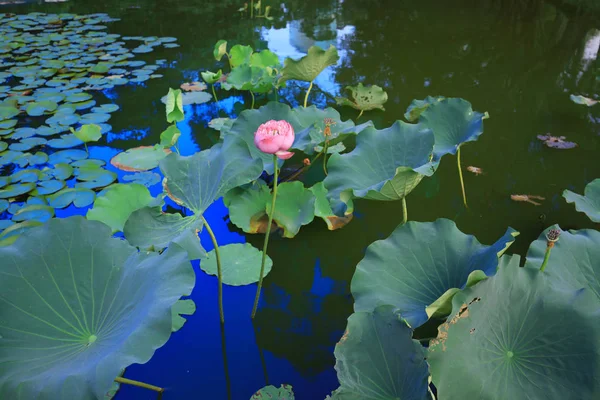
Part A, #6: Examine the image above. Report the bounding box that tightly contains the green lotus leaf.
[123,206,206,260]
[226,64,277,93]
[0,216,195,400]
[418,97,487,159]
[229,44,253,68]
[160,124,181,148]
[428,255,600,399]
[250,49,280,69]
[25,100,58,116]
[92,104,119,113]
[172,299,196,333]
[80,112,110,124]
[267,181,315,238]
[161,139,262,215]
[570,94,598,106]
[225,180,271,234]
[74,167,116,189]
[15,151,48,167]
[87,183,156,233]
[0,106,19,119]
[323,121,436,215]
[47,163,74,180]
[165,88,184,123]
[335,83,388,112]
[72,123,102,143]
[110,145,171,172]
[0,182,35,199]
[404,96,444,122]
[309,182,353,230]
[0,119,17,129]
[48,149,88,165]
[0,199,7,212]
[0,141,6,152]
[89,62,111,74]
[11,127,37,140]
[201,69,222,85]
[11,204,54,222]
[0,220,44,247]
[208,117,234,136]
[31,179,65,196]
[213,39,228,61]
[332,305,431,400]
[279,45,339,84]
[251,385,295,400]
[47,187,96,208]
[122,171,161,187]
[351,219,518,328]
[65,92,93,103]
[201,243,272,285]
[525,225,600,299]
[563,178,600,222]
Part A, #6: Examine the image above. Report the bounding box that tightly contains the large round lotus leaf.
[123,206,206,260]
[225,65,277,93]
[111,146,171,172]
[87,183,155,233]
[222,102,303,174]
[291,105,371,155]
[250,49,280,69]
[201,243,272,286]
[0,216,195,400]
[563,178,600,222]
[331,305,431,400]
[31,179,65,196]
[225,180,271,234]
[267,181,315,238]
[160,140,262,215]
[351,219,518,328]
[0,182,35,198]
[323,120,436,216]
[335,83,388,112]
[122,171,161,187]
[165,88,184,123]
[279,45,339,84]
[404,96,444,122]
[428,255,600,399]
[525,225,600,300]
[418,98,487,159]
[228,44,253,68]
[47,187,96,208]
[251,385,294,400]
[11,204,54,222]
[171,299,195,333]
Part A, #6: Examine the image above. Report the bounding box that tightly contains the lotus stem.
[252,154,279,319]
[251,0,254,18]
[250,91,255,109]
[203,219,225,323]
[457,146,468,208]
[252,321,270,385]
[304,81,313,108]
[540,229,561,272]
[114,377,164,399]
[322,142,328,175]
[220,322,232,400]
[357,110,364,120]
[211,84,219,103]
[401,197,408,224]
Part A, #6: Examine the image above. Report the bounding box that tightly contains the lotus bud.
[254,120,295,160]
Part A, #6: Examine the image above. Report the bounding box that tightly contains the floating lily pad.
[11,204,55,222]
[74,166,116,189]
[47,187,96,208]
[122,171,161,187]
[31,179,65,195]
[570,94,598,106]
[0,220,43,246]
[48,149,88,164]
[47,133,84,149]
[9,137,47,151]
[563,179,600,222]
[25,100,58,116]
[111,145,172,172]
[537,134,577,149]
[0,182,35,198]
[200,243,272,286]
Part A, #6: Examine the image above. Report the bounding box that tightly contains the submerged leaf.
[537,134,577,149]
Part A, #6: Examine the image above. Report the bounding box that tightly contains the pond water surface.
[2,0,600,399]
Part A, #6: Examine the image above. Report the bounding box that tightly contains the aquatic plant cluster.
[1,12,600,400]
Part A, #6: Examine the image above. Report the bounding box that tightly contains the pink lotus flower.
[254,120,295,160]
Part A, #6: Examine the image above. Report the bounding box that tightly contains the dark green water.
[2,0,600,398]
